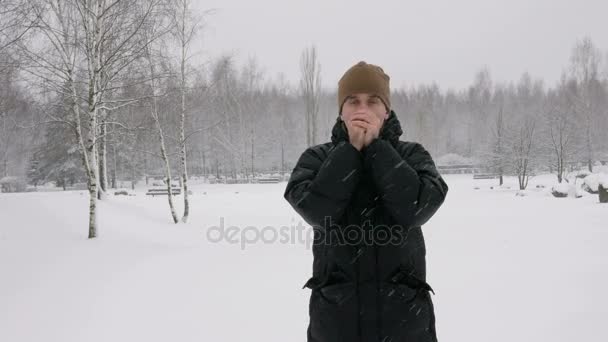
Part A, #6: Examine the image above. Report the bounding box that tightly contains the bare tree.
[486,87,508,186]
[15,0,99,236]
[299,45,321,147]
[240,56,266,179]
[0,0,37,52]
[77,0,167,236]
[466,68,492,156]
[510,116,537,190]
[15,0,165,238]
[7,28,608,207]
[143,38,179,223]
[210,55,244,180]
[169,0,211,222]
[411,84,441,152]
[568,36,603,172]
[0,58,35,179]
[545,77,579,183]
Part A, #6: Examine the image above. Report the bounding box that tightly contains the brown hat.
[338,61,390,114]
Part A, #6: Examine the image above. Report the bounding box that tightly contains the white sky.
[194,0,608,91]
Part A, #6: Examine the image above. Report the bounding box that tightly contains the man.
[284,61,449,342]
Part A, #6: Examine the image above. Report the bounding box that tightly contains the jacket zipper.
[356,249,361,341]
[355,213,361,341]
[374,211,381,342]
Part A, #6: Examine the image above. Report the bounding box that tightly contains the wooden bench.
[146,187,181,197]
[473,173,500,180]
[437,164,481,174]
[255,177,281,184]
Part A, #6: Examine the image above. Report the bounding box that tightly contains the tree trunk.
[99,117,108,192]
[155,111,179,224]
[179,32,190,223]
[145,42,179,223]
[250,128,254,181]
[111,143,117,189]
[86,99,99,236]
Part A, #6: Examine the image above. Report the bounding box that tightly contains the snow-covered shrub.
[552,181,586,198]
[582,173,606,194]
[571,184,585,198]
[0,176,26,193]
[569,170,591,179]
[114,189,134,196]
[551,183,570,198]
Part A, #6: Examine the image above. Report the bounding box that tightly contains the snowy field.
[1,174,607,342]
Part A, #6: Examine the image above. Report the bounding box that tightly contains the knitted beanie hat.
[338,61,390,114]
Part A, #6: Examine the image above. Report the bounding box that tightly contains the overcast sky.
[194,0,608,91]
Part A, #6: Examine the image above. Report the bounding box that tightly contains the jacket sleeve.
[362,139,448,229]
[283,141,363,228]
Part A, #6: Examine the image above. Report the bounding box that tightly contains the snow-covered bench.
[146,187,181,197]
[254,177,281,184]
[473,173,500,180]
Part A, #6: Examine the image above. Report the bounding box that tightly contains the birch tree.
[16,0,165,238]
[170,0,207,222]
[143,39,179,223]
[16,0,99,236]
[0,0,36,52]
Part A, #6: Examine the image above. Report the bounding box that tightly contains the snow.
[551,180,587,198]
[552,182,570,195]
[435,153,477,166]
[582,173,608,193]
[601,174,608,188]
[585,173,608,190]
[1,175,608,342]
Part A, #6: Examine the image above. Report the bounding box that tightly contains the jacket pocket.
[303,267,358,341]
[386,264,435,297]
[302,266,356,306]
[380,265,436,341]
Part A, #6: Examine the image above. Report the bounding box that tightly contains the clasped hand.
[344,113,383,151]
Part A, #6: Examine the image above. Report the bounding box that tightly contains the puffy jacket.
[284,110,449,342]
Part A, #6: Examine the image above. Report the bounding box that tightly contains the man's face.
[340,93,389,124]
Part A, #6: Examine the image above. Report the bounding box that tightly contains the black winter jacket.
[284,110,448,342]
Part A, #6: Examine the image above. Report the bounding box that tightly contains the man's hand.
[343,118,366,151]
[349,113,383,147]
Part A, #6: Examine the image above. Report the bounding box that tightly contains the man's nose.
[354,102,371,113]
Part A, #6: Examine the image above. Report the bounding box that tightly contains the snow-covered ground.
[1,174,607,342]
